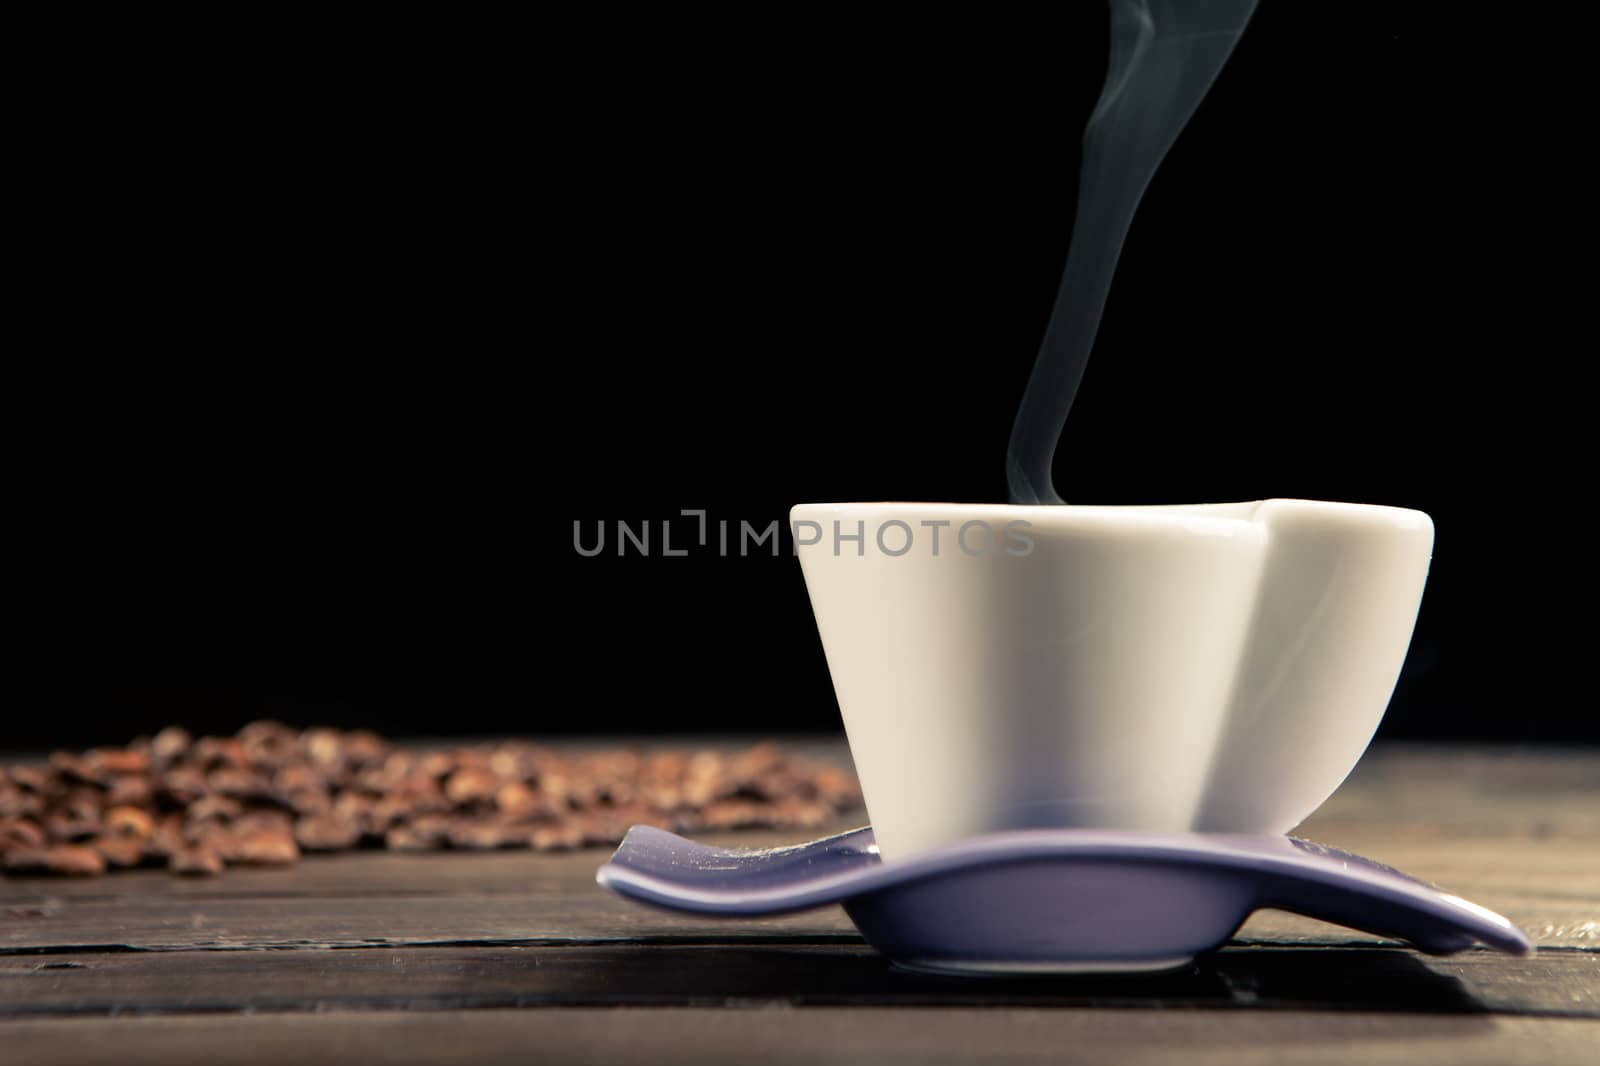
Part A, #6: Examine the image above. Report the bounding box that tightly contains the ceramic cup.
[792,500,1433,860]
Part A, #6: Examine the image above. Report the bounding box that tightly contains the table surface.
[2,740,1597,1065]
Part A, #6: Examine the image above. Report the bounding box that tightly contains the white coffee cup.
[792,499,1433,860]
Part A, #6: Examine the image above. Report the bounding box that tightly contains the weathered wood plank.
[0,943,1593,1019]
[1,1007,1597,1066]
[1,875,1593,953]
[2,821,1595,906]
[1,842,1593,952]
[0,743,1593,1063]
[0,892,860,952]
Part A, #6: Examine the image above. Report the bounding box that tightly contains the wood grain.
[0,944,1593,1018]
[0,741,1594,1064]
[1,1009,1597,1066]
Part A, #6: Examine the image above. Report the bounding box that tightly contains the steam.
[1006,0,1259,504]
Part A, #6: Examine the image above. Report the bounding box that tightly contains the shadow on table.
[536,944,1506,1015]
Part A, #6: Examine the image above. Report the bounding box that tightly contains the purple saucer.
[596,826,1531,975]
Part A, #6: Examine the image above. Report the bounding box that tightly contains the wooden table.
[2,741,1597,1064]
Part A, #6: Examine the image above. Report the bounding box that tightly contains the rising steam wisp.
[1006,0,1259,504]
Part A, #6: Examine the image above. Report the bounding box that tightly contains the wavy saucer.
[596,826,1531,975]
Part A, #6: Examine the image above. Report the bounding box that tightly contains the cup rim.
[791,498,1430,523]
[789,501,1263,538]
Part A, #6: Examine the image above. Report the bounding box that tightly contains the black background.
[16,6,1590,748]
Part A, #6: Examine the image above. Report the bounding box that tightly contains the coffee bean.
[159,766,209,805]
[49,751,108,788]
[487,749,525,780]
[341,730,389,768]
[275,763,323,793]
[239,720,297,759]
[207,767,277,802]
[447,819,526,850]
[773,797,833,830]
[104,806,155,841]
[699,799,771,831]
[44,809,100,844]
[92,835,147,868]
[444,767,500,806]
[239,720,296,744]
[234,827,299,866]
[284,786,332,816]
[234,811,293,837]
[302,729,346,773]
[150,726,192,763]
[7,766,49,793]
[295,812,361,852]
[385,815,451,852]
[529,822,586,852]
[811,766,862,808]
[150,813,187,858]
[578,806,672,844]
[539,773,572,808]
[0,786,43,820]
[5,844,106,876]
[1,817,47,851]
[495,782,547,820]
[188,823,242,862]
[170,843,224,876]
[391,776,451,814]
[188,795,243,823]
[193,736,248,771]
[106,774,154,807]
[416,751,456,780]
[729,742,783,781]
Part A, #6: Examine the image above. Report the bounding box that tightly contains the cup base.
[891,955,1194,977]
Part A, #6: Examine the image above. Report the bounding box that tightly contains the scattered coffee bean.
[1,724,863,879]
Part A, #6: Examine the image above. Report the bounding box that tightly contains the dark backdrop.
[16,6,1589,748]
